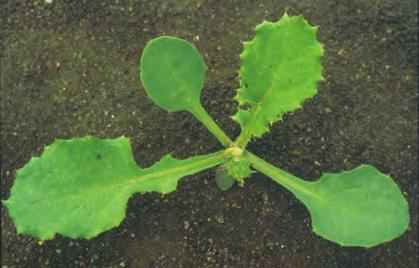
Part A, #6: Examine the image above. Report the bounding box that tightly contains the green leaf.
[221,158,253,184]
[140,36,206,113]
[234,14,324,148]
[3,136,226,240]
[215,167,236,191]
[215,157,253,190]
[303,165,409,247]
[140,36,233,147]
[247,152,409,247]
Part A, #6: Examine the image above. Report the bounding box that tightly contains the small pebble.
[184,221,190,230]
[215,215,225,224]
[324,107,332,113]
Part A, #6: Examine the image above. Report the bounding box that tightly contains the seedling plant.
[3,14,409,248]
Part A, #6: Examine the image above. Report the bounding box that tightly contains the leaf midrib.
[13,151,225,204]
[237,60,287,146]
[238,43,315,146]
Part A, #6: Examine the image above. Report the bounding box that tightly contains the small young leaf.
[140,36,206,113]
[3,136,226,240]
[234,14,324,148]
[215,157,252,190]
[221,158,252,184]
[215,167,236,191]
[247,153,409,247]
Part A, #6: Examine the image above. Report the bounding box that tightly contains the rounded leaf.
[247,152,409,247]
[215,167,236,191]
[140,36,206,112]
[301,165,409,247]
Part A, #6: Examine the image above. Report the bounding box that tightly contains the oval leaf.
[3,136,225,240]
[215,166,236,191]
[247,153,409,247]
[298,165,409,247]
[140,36,206,112]
[234,14,324,148]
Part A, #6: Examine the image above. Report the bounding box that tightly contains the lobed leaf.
[234,14,324,148]
[3,136,226,240]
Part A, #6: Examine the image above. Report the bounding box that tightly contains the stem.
[245,151,320,200]
[191,103,233,147]
[189,102,316,198]
[236,126,252,149]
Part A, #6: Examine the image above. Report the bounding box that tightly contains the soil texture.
[1,0,417,267]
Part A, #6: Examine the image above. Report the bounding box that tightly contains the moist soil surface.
[1,0,417,267]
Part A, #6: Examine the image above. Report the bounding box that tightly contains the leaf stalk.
[245,151,317,198]
[191,103,233,147]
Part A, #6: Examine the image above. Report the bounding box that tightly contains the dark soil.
[1,0,417,267]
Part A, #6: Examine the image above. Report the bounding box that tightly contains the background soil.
[1,0,417,267]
